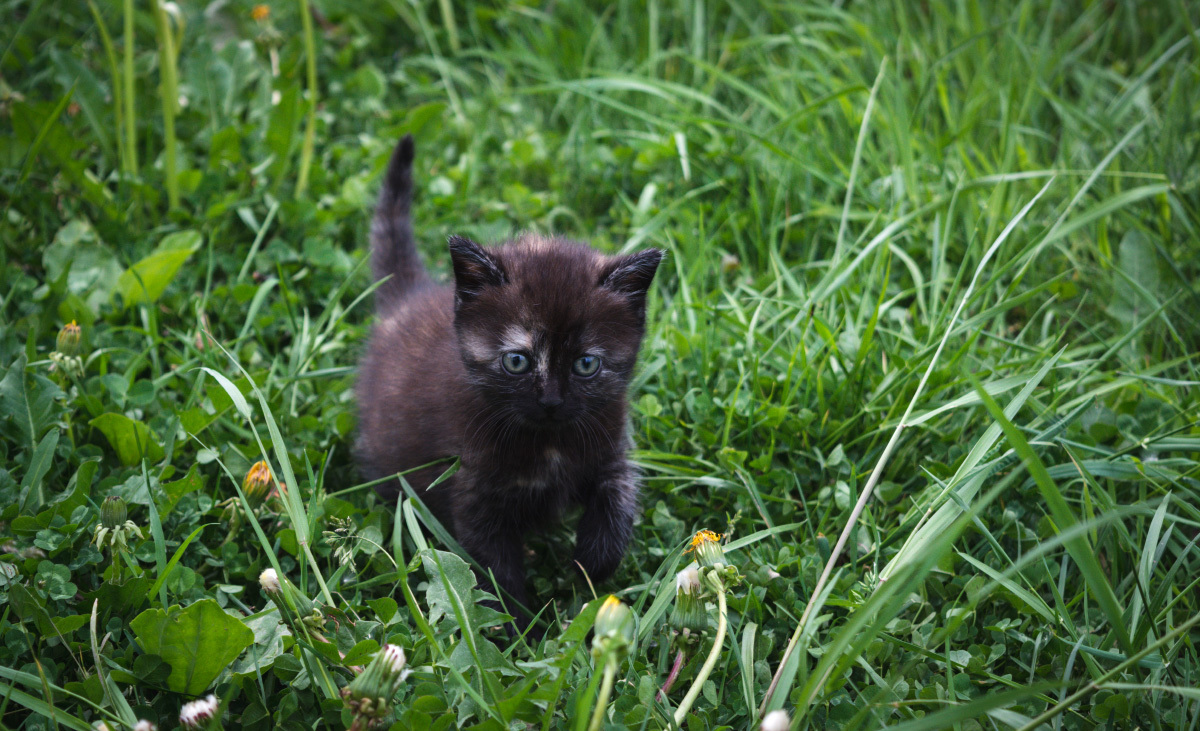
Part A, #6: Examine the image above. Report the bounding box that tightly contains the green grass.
[2,0,1199,729]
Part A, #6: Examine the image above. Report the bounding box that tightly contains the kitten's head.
[448,233,662,429]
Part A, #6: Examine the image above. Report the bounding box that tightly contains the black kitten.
[355,135,662,624]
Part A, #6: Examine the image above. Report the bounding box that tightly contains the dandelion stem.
[150,0,179,208]
[657,650,685,702]
[587,659,617,731]
[294,0,318,197]
[673,574,727,726]
[122,0,137,174]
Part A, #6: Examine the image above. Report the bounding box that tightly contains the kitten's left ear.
[448,235,507,306]
[598,248,663,311]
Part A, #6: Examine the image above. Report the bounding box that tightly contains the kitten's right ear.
[448,235,507,305]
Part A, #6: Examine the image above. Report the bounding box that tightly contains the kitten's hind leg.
[573,461,638,583]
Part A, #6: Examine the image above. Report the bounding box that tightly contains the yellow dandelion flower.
[251,4,270,21]
[242,460,273,504]
[688,529,726,570]
[688,529,721,552]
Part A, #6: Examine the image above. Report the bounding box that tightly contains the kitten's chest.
[507,446,573,491]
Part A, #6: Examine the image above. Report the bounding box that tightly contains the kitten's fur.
[356,135,662,622]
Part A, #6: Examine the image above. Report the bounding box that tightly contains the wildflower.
[379,644,406,675]
[251,4,269,21]
[50,320,85,377]
[242,461,273,505]
[671,566,707,635]
[761,709,790,731]
[816,533,830,563]
[179,694,220,729]
[56,321,82,356]
[134,721,157,731]
[670,533,738,726]
[257,568,322,633]
[341,644,410,730]
[592,595,634,661]
[94,496,144,553]
[688,529,726,571]
[100,495,127,529]
[259,567,280,594]
[94,722,111,731]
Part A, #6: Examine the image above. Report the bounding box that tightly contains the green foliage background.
[1,0,1199,729]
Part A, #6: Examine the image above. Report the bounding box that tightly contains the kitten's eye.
[501,352,531,374]
[573,354,601,377]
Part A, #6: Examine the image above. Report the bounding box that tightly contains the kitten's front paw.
[572,547,623,583]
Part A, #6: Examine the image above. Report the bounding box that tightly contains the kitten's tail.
[370,134,428,310]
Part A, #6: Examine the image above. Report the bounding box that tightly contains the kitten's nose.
[538,395,564,414]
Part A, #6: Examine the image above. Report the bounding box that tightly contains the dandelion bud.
[670,566,707,634]
[816,533,831,563]
[242,461,273,506]
[259,568,281,594]
[689,529,726,571]
[761,709,790,731]
[591,595,635,662]
[379,643,406,675]
[342,644,410,725]
[56,320,82,356]
[258,568,318,623]
[101,496,127,530]
[179,694,220,729]
[595,595,634,641]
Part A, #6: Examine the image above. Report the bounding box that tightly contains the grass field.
[2,0,1199,729]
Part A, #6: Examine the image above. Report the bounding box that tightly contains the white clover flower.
[259,568,280,594]
[179,694,220,728]
[761,709,790,731]
[675,566,701,593]
[134,721,158,731]
[94,722,112,731]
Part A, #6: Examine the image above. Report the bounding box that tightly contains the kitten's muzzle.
[537,395,565,418]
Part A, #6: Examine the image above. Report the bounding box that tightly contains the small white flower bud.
[259,568,280,594]
[379,643,406,674]
[675,566,701,593]
[134,721,158,731]
[761,709,790,731]
[179,694,220,729]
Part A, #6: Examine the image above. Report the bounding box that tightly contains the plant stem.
[301,540,336,605]
[673,574,727,726]
[294,0,318,197]
[122,0,137,174]
[150,0,178,208]
[586,659,617,731]
[657,650,685,702]
[437,0,460,53]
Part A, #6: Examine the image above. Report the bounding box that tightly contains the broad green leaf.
[116,230,202,306]
[89,413,165,466]
[160,464,205,515]
[421,548,481,628]
[229,609,291,679]
[42,219,122,309]
[130,599,254,695]
[18,428,58,512]
[0,354,64,450]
